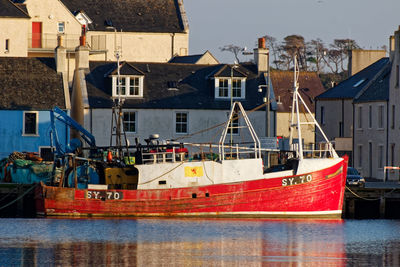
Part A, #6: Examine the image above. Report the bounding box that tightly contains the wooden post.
[348,199,355,219]
[380,193,386,219]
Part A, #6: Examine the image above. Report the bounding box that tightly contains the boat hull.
[35,157,348,218]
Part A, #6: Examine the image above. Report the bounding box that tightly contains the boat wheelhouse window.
[23,111,38,136]
[123,111,136,133]
[175,112,188,134]
[113,76,143,98]
[214,78,246,100]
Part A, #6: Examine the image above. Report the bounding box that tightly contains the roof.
[61,0,186,33]
[0,57,66,110]
[0,0,29,18]
[353,60,391,103]
[85,62,269,110]
[316,57,390,100]
[271,71,325,113]
[169,54,204,64]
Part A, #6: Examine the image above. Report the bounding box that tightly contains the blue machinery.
[50,106,96,156]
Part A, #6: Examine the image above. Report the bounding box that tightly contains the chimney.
[254,37,269,74]
[75,26,89,70]
[55,35,67,74]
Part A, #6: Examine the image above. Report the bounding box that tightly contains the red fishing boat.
[35,57,347,218]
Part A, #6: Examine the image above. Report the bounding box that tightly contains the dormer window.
[214,77,246,100]
[113,76,143,98]
[213,65,247,100]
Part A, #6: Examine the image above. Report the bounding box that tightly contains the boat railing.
[291,142,336,158]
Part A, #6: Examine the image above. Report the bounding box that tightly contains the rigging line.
[172,102,268,141]
[345,185,397,201]
[202,160,215,184]
[138,161,185,185]
[0,183,37,211]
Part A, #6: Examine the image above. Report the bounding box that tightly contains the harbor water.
[0,218,399,266]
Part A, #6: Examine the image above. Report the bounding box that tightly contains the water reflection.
[0,218,399,266]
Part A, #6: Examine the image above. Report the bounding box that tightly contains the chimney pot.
[258,37,266,49]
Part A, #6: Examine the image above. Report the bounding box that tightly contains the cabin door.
[32,22,42,48]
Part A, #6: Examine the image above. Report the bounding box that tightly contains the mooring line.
[346,185,397,201]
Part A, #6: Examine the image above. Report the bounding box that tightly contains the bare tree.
[219,44,245,63]
[283,35,307,70]
[308,39,326,74]
[331,39,360,72]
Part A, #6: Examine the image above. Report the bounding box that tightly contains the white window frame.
[214,77,246,100]
[123,111,137,133]
[23,111,39,136]
[113,76,143,98]
[57,22,65,33]
[175,112,188,134]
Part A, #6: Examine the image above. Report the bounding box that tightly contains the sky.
[184,0,400,64]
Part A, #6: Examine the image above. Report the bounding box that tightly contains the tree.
[219,44,245,63]
[282,35,307,70]
[307,39,326,74]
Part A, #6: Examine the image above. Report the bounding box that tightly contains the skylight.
[353,79,365,88]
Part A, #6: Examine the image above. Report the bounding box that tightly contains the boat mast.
[289,56,303,160]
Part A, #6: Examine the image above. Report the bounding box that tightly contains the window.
[218,79,229,97]
[5,39,9,53]
[392,105,395,129]
[378,105,384,129]
[23,111,38,136]
[368,105,372,128]
[123,112,136,133]
[215,78,246,99]
[391,144,395,166]
[58,22,65,33]
[232,79,242,98]
[320,106,325,125]
[339,122,343,137]
[113,76,143,98]
[378,145,384,169]
[357,106,363,129]
[227,112,239,135]
[396,65,399,88]
[358,145,363,168]
[175,112,188,134]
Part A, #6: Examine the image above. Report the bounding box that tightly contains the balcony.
[28,33,107,52]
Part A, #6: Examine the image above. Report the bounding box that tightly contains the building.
[315,57,389,166]
[2,0,189,82]
[0,57,70,158]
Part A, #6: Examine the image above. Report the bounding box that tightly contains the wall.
[87,32,188,63]
[0,18,28,57]
[388,27,400,180]
[315,99,353,142]
[276,112,315,147]
[353,102,387,179]
[86,108,265,149]
[0,110,68,158]
[349,50,386,76]
[25,0,82,49]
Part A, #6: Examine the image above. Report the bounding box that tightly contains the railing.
[292,142,336,159]
[28,33,107,51]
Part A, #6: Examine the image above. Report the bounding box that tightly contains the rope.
[346,185,397,201]
[202,160,214,184]
[138,161,185,185]
[0,183,37,211]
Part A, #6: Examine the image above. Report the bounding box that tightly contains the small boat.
[35,58,348,218]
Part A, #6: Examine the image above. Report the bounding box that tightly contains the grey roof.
[353,60,391,103]
[0,0,29,18]
[169,54,203,64]
[316,57,389,100]
[61,0,186,33]
[85,62,270,110]
[0,57,66,110]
